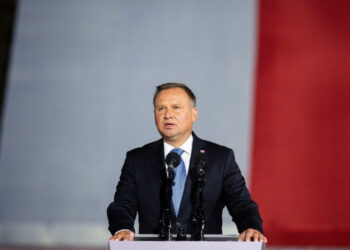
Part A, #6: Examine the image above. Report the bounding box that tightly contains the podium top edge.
[131,234,239,241]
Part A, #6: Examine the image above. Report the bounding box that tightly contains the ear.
[191,107,198,123]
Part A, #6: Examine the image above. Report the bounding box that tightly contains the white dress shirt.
[164,134,193,174]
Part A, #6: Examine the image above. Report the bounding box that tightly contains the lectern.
[109,234,265,250]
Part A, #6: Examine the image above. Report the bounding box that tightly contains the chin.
[161,129,175,136]
[161,132,177,140]
[163,134,176,139]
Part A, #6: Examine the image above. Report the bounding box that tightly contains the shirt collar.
[164,134,193,157]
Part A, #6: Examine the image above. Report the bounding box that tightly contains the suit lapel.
[146,138,165,179]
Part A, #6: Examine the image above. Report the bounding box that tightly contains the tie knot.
[171,148,184,156]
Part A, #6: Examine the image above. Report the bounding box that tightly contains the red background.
[251,0,350,246]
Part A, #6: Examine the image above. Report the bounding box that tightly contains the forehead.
[155,87,191,104]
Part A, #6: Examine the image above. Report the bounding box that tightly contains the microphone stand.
[159,166,175,240]
[191,162,206,241]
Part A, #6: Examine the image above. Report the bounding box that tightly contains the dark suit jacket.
[107,133,263,235]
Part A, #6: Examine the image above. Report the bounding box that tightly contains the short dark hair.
[153,82,196,107]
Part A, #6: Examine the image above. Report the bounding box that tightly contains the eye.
[157,106,164,112]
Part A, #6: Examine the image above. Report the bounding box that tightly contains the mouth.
[164,122,175,129]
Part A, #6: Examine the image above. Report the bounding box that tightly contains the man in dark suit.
[108,83,267,242]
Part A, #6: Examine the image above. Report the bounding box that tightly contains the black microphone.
[165,152,181,170]
[161,151,181,241]
[192,150,207,241]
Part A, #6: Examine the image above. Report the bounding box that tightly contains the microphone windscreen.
[165,152,181,167]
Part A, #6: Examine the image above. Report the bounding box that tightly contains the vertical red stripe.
[251,0,350,246]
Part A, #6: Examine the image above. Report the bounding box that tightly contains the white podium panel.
[109,235,265,250]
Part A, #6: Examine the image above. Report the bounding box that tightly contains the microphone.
[161,151,181,240]
[165,152,181,170]
[192,150,207,241]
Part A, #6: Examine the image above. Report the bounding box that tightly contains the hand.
[238,228,267,243]
[109,230,135,241]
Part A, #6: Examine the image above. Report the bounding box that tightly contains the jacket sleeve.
[107,152,138,235]
[222,149,263,233]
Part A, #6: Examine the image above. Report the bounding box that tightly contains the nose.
[164,109,173,119]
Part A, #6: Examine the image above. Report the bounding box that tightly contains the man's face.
[154,87,198,147]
